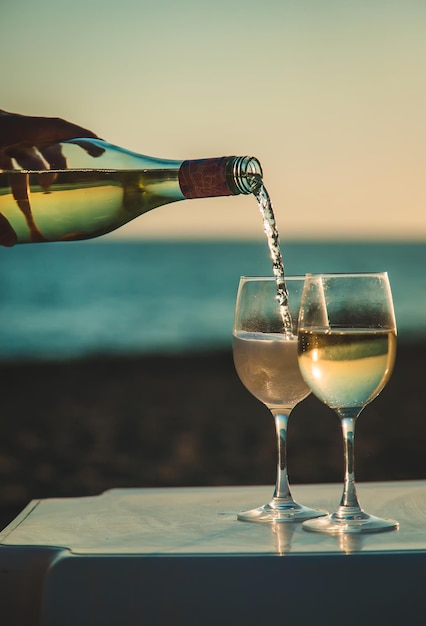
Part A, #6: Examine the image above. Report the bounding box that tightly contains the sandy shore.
[0,341,424,529]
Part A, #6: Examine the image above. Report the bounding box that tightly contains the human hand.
[0,109,100,171]
[0,110,102,246]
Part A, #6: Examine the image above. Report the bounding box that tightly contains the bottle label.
[179,157,233,198]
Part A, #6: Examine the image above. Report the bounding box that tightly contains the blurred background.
[0,0,425,528]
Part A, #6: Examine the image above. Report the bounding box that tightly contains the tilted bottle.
[0,139,262,246]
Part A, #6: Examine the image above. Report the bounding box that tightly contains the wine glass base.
[303,511,399,534]
[237,499,327,524]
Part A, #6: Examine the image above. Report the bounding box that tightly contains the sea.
[0,240,425,362]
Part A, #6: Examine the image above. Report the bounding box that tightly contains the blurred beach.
[0,241,425,528]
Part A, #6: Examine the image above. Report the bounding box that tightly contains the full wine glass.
[298,273,398,534]
[233,276,326,523]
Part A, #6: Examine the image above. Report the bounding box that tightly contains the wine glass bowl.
[233,276,326,523]
[297,272,398,534]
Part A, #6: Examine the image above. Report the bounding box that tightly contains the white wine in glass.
[298,272,398,534]
[233,276,326,523]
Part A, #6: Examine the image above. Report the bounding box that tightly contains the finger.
[38,144,65,189]
[10,145,61,190]
[3,145,57,192]
[40,144,67,170]
[6,146,47,170]
[69,139,105,158]
[0,213,17,247]
[0,152,13,171]
[10,174,47,242]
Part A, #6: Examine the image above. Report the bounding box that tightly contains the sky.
[1,0,425,240]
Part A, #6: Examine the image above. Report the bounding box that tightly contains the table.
[0,481,425,626]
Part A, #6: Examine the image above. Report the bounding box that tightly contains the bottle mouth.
[228,156,263,194]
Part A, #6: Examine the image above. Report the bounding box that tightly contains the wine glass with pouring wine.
[233,276,326,523]
[298,272,398,534]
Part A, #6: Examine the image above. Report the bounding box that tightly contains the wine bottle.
[0,139,262,246]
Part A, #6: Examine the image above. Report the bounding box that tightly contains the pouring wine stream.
[252,179,293,335]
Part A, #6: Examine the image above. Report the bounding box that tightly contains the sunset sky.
[2,0,425,240]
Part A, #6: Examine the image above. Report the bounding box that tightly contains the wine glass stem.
[338,415,362,514]
[271,411,292,501]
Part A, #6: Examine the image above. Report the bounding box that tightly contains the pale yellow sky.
[2,0,425,240]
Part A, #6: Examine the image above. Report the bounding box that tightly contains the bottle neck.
[178,156,262,199]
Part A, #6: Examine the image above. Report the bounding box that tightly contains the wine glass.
[233,276,326,523]
[297,272,399,534]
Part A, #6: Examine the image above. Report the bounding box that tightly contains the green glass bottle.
[0,139,262,246]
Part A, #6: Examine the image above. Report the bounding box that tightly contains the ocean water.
[0,240,425,361]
